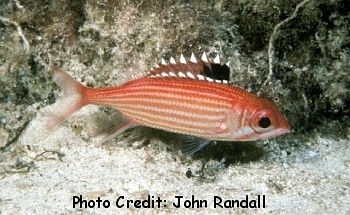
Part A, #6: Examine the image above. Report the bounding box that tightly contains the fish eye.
[259,117,271,128]
[251,109,276,133]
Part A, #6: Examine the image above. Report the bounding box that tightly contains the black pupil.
[259,117,271,128]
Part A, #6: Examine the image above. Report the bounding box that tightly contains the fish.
[46,53,290,154]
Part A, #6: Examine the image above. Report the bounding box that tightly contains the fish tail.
[46,65,90,130]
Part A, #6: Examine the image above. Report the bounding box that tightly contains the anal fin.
[181,135,212,155]
[95,120,136,145]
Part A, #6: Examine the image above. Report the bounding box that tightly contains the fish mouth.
[258,124,290,140]
[241,125,291,141]
[271,125,291,138]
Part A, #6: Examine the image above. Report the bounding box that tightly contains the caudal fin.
[46,65,89,130]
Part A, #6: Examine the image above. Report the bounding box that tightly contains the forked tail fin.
[46,65,90,129]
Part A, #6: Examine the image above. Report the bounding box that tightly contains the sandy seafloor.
[0,105,349,214]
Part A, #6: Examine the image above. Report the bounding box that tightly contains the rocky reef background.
[1,0,349,149]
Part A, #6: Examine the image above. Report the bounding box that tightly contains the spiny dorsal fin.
[147,52,230,84]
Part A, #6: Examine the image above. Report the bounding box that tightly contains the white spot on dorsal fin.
[201,52,208,63]
[190,53,197,63]
[161,58,167,65]
[226,61,230,67]
[154,64,160,68]
[150,74,162,77]
[180,54,186,64]
[178,71,186,77]
[223,80,228,84]
[206,77,215,82]
[169,71,176,77]
[197,74,205,80]
[161,72,169,77]
[186,71,195,79]
[213,54,220,64]
[170,57,176,64]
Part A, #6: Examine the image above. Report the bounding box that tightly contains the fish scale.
[85,78,233,139]
[47,53,290,154]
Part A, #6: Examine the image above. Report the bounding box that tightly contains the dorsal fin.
[147,52,230,84]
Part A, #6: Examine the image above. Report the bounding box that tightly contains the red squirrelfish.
[47,53,290,154]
